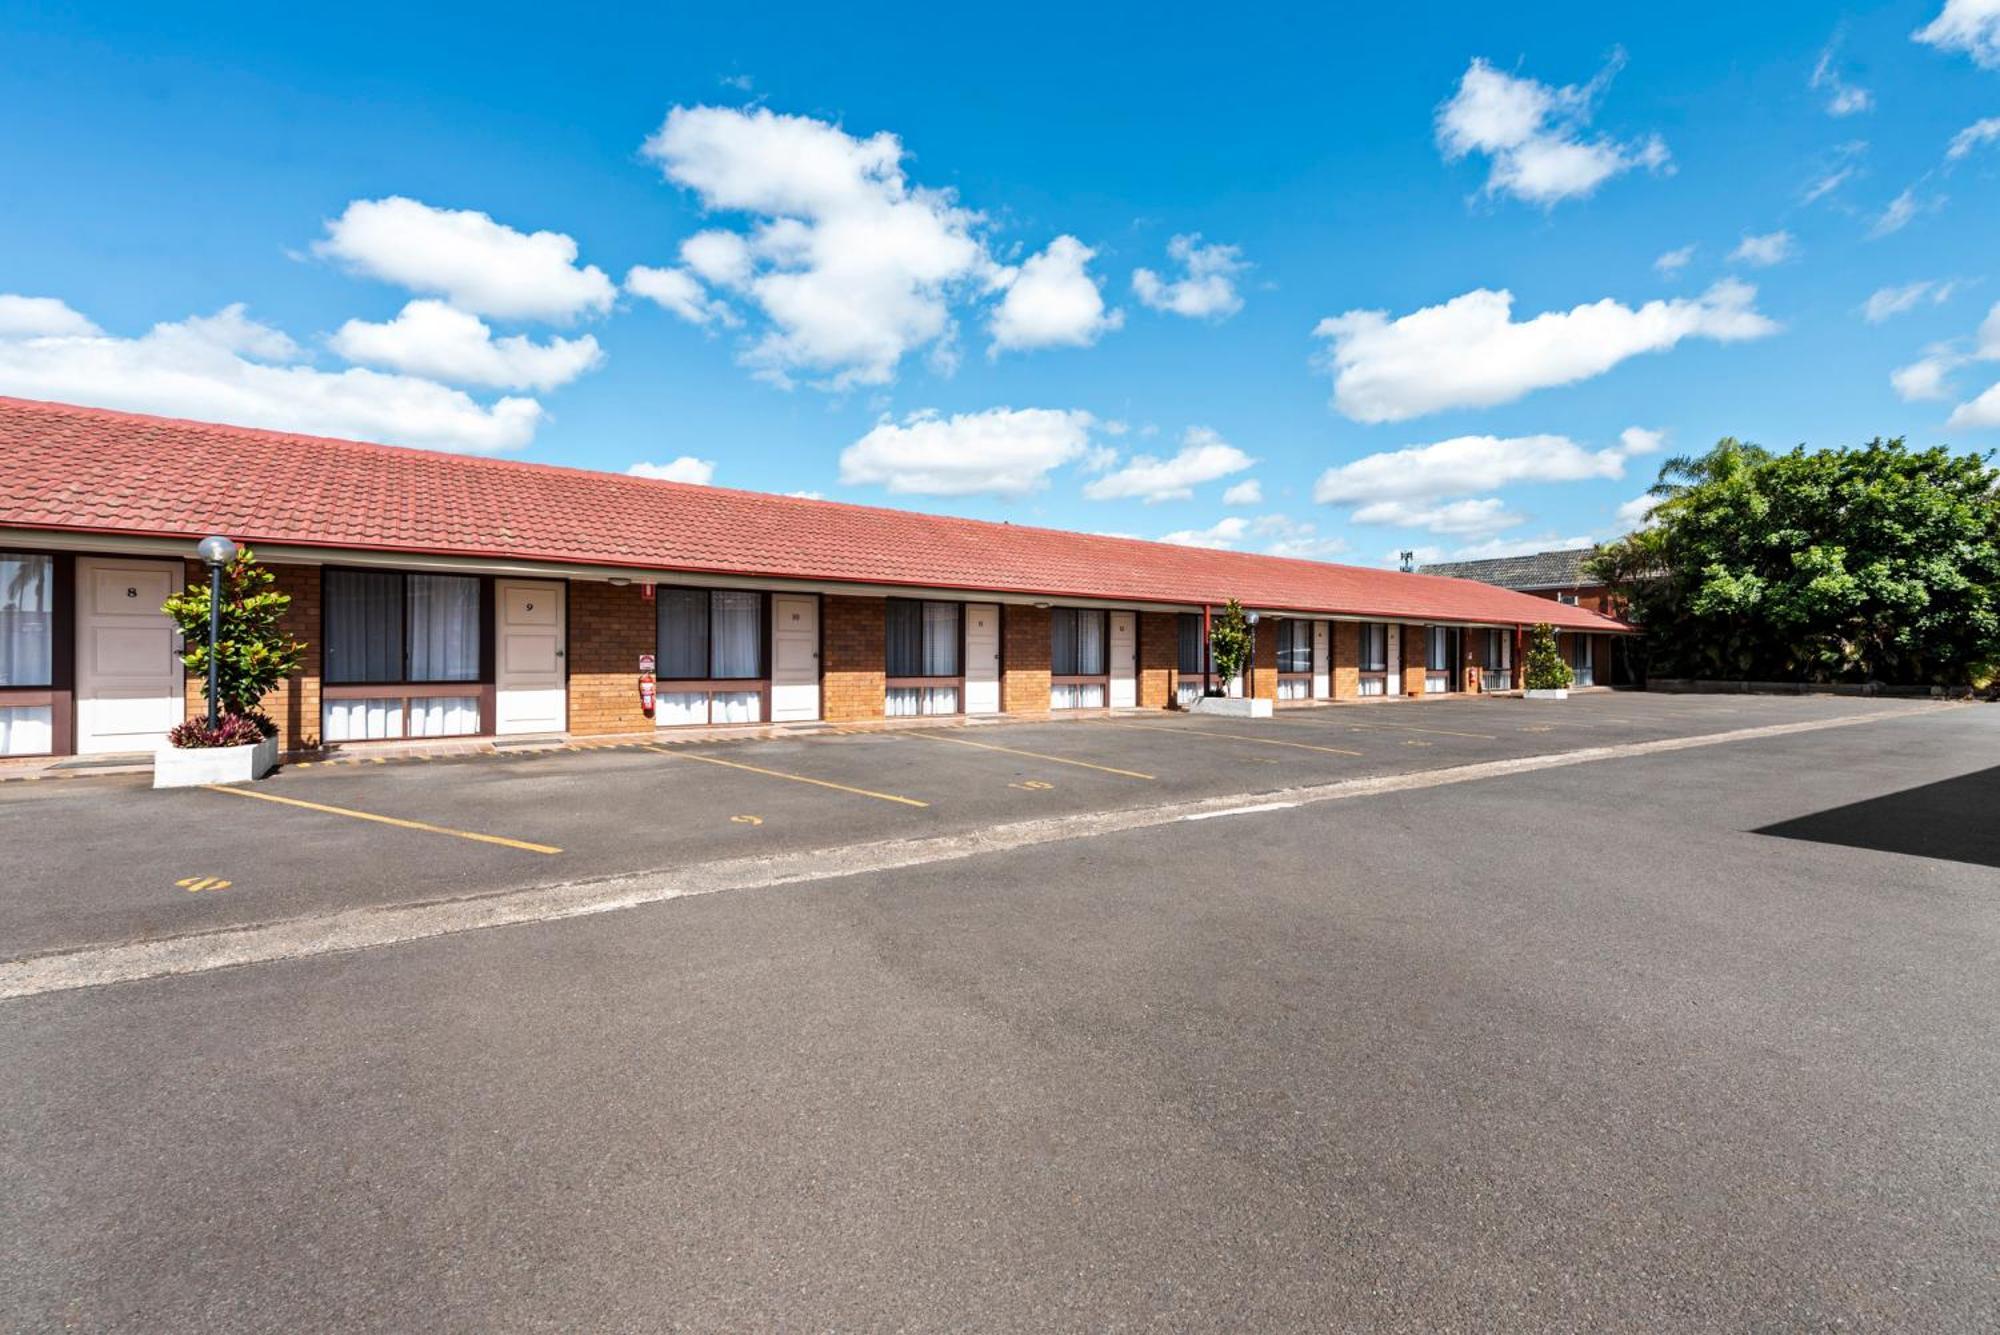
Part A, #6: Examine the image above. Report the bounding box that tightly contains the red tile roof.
[0,396,1630,632]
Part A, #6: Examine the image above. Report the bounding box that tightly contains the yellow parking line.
[904,730,1155,780]
[204,786,562,854]
[1102,721,1362,758]
[645,746,929,808]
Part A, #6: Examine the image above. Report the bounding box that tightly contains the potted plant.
[1522,622,1574,701]
[1192,599,1272,718]
[155,544,305,789]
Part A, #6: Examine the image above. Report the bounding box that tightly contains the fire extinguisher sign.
[639,654,656,675]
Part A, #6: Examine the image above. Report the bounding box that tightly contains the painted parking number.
[1010,779,1054,791]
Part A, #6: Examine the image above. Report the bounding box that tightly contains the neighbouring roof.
[0,397,1630,632]
[1419,547,1603,592]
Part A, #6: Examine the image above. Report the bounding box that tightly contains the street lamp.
[1245,610,1261,699]
[196,536,238,727]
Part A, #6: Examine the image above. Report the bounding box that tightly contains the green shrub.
[1524,623,1573,691]
[1207,600,1253,692]
[162,547,306,722]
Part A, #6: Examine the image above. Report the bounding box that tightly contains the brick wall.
[1003,605,1051,715]
[1138,611,1176,709]
[1332,620,1360,699]
[182,559,322,755]
[1402,625,1427,697]
[1251,620,1278,701]
[568,580,655,736]
[822,594,885,722]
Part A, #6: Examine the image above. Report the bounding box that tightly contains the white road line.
[1181,802,1298,821]
[0,706,1946,1000]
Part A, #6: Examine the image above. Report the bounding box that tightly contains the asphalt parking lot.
[4,692,1997,1330]
[0,691,1935,961]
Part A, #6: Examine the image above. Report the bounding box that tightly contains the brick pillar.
[1333,621,1360,699]
[1462,630,1481,693]
[1403,625,1427,697]
[568,581,656,736]
[822,595,885,722]
[1002,605,1050,715]
[1138,611,1176,709]
[1513,626,1526,690]
[182,559,323,755]
[1251,620,1278,701]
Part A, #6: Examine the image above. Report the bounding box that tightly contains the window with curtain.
[1177,613,1205,675]
[1359,623,1389,672]
[1426,626,1452,671]
[324,571,481,684]
[1483,631,1511,671]
[657,588,764,679]
[1278,620,1312,673]
[0,553,54,688]
[1051,609,1107,676]
[886,599,961,677]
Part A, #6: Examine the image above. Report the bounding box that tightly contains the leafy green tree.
[1523,623,1573,691]
[1207,599,1253,692]
[1591,437,2000,685]
[162,547,307,721]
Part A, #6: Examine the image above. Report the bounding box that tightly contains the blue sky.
[2,0,1997,566]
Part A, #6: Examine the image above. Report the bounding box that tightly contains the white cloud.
[1801,139,1869,204]
[1314,431,1654,505]
[1221,478,1263,506]
[1131,234,1248,319]
[1158,516,1248,549]
[1081,425,1254,503]
[839,407,1097,497]
[1810,42,1874,116]
[641,105,999,389]
[1914,0,2000,70]
[785,489,824,500]
[627,456,716,484]
[1313,281,1777,423]
[1892,351,1957,400]
[989,236,1121,354]
[1431,532,1596,562]
[1869,187,1942,239]
[314,197,615,323]
[1730,230,1797,267]
[625,264,738,327]
[1653,245,1695,276]
[1891,300,2000,424]
[0,298,540,452]
[1863,279,1955,323]
[1250,514,1350,560]
[1616,426,1667,458]
[1615,494,1659,529]
[1435,54,1671,206]
[1947,117,2000,160]
[0,295,100,338]
[329,299,603,391]
[1350,497,1525,537]
[1951,380,2000,428]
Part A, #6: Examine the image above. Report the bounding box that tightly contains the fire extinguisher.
[638,653,657,716]
[1464,664,1481,694]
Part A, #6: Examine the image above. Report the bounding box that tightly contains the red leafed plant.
[167,713,268,749]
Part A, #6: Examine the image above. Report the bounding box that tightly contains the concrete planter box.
[1191,696,1274,719]
[154,734,278,789]
[1523,688,1569,701]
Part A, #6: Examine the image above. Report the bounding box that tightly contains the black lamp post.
[195,536,238,727]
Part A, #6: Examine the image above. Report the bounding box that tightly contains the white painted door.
[963,602,1000,714]
[1312,620,1331,698]
[770,595,820,722]
[495,579,565,734]
[75,557,183,754]
[1109,611,1137,708]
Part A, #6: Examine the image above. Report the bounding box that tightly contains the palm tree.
[1646,436,1771,502]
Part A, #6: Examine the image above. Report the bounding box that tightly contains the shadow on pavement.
[1755,765,2000,870]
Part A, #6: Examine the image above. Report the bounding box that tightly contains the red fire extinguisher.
[638,653,657,716]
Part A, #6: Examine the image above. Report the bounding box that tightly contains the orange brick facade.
[822,594,885,723]
[1002,605,1052,716]
[1138,612,1176,710]
[567,580,654,737]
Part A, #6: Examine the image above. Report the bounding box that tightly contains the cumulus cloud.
[627,456,716,484]
[1435,54,1671,206]
[1863,279,1955,323]
[1157,516,1248,549]
[329,300,603,391]
[1081,426,1254,503]
[1131,234,1248,319]
[1914,0,2000,70]
[989,236,1121,354]
[625,264,738,327]
[1810,40,1874,116]
[0,295,100,338]
[1221,478,1263,506]
[1349,497,1524,537]
[1313,282,1776,422]
[0,298,540,452]
[1730,230,1797,267]
[838,407,1097,497]
[314,197,615,323]
[641,105,1000,389]
[1947,117,2000,161]
[1891,300,2000,426]
[1314,429,1660,506]
[1653,245,1695,276]
[1615,493,1660,529]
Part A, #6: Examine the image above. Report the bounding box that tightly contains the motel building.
[0,397,1632,763]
